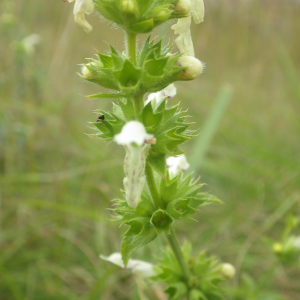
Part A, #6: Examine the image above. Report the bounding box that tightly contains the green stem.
[145,163,164,209]
[126,32,137,65]
[125,32,143,118]
[133,94,144,120]
[145,163,190,284]
[166,228,191,281]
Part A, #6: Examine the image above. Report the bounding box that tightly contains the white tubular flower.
[172,0,204,56]
[68,0,94,33]
[221,263,236,279]
[166,154,190,178]
[100,253,156,278]
[114,121,154,209]
[171,16,194,57]
[146,84,177,106]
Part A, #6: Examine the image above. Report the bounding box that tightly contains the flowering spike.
[221,263,236,279]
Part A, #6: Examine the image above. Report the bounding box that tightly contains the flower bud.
[176,56,204,80]
[272,242,283,254]
[121,0,135,12]
[81,63,95,79]
[221,263,236,279]
[174,0,191,13]
[120,0,139,22]
[81,61,102,79]
[153,8,171,23]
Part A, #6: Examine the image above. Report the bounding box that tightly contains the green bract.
[83,38,185,99]
[91,97,195,174]
[112,171,221,265]
[153,242,225,300]
[94,0,187,34]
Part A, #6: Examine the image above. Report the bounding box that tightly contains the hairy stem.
[133,94,144,119]
[126,31,137,65]
[145,163,190,286]
[125,32,143,118]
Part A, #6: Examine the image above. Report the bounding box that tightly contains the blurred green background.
[1,0,300,299]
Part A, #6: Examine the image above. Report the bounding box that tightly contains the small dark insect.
[97,115,105,122]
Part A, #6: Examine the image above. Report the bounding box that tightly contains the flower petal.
[100,253,156,277]
[167,154,190,178]
[171,16,195,56]
[71,0,94,32]
[146,84,177,105]
[114,121,154,146]
[191,0,205,24]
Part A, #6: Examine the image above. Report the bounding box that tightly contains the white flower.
[293,236,300,250]
[191,0,205,24]
[22,33,41,55]
[146,84,177,106]
[100,253,156,277]
[176,56,204,80]
[114,121,154,208]
[172,0,204,56]
[68,0,94,33]
[166,154,190,178]
[172,17,194,56]
[115,121,154,146]
[221,263,236,279]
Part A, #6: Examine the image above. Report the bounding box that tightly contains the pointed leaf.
[121,220,157,266]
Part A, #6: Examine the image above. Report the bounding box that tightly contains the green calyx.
[160,171,222,221]
[83,38,185,100]
[150,209,174,235]
[93,0,188,34]
[153,242,226,300]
